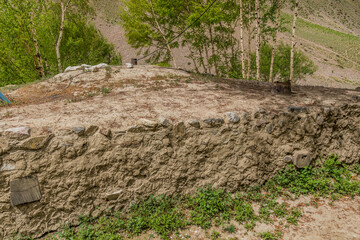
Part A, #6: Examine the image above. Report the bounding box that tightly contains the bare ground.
[1,65,359,135]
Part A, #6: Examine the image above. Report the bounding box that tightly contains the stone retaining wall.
[0,104,359,238]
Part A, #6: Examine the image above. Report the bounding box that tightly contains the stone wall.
[0,104,359,238]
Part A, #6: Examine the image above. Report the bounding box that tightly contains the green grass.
[282,12,360,66]
[12,155,360,240]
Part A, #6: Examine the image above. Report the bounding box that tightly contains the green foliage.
[274,154,360,196]
[259,230,282,240]
[286,208,302,225]
[282,12,360,66]
[0,0,121,87]
[119,0,305,81]
[187,186,232,229]
[249,42,317,82]
[224,224,236,233]
[126,195,188,239]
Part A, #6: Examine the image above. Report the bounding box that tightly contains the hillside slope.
[91,0,360,89]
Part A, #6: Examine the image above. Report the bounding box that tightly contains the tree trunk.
[247,0,252,80]
[239,0,246,78]
[290,0,299,83]
[209,25,219,75]
[255,0,261,81]
[29,11,45,77]
[149,0,177,68]
[56,1,68,73]
[269,0,280,83]
[204,41,211,74]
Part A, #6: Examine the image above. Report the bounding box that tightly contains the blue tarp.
[0,92,11,104]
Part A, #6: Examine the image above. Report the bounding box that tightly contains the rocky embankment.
[0,103,359,238]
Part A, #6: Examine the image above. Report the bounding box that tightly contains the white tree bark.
[247,0,252,80]
[269,0,280,83]
[56,0,70,73]
[290,0,299,83]
[239,0,245,78]
[255,0,261,81]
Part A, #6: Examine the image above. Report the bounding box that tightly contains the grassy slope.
[282,12,360,67]
[299,0,360,35]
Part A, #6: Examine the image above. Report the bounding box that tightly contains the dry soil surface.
[1,65,359,135]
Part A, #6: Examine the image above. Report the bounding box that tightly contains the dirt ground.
[0,65,359,135]
[131,196,360,240]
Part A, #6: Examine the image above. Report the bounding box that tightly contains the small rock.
[64,66,82,72]
[4,127,31,140]
[242,112,251,123]
[0,163,16,171]
[293,150,312,168]
[100,128,112,138]
[21,136,50,150]
[85,126,99,136]
[188,119,201,128]
[106,190,122,201]
[288,106,308,113]
[73,127,85,136]
[266,124,274,134]
[140,119,158,129]
[174,122,186,136]
[284,155,293,163]
[158,116,171,127]
[226,112,240,123]
[203,118,224,127]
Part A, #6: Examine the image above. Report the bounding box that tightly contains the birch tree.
[255,0,261,81]
[246,0,253,80]
[239,0,245,78]
[290,0,299,83]
[54,0,91,73]
[269,0,281,83]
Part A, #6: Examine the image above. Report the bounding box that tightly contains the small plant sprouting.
[101,87,112,95]
[224,224,236,233]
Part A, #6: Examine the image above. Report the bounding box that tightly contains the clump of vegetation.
[249,42,317,82]
[12,155,360,240]
[273,154,360,196]
[0,0,121,87]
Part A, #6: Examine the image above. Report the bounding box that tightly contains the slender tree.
[148,0,177,68]
[246,0,253,80]
[269,0,281,82]
[290,0,299,83]
[239,0,245,78]
[255,0,261,81]
[55,0,70,73]
[29,9,45,77]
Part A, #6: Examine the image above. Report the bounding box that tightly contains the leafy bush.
[274,154,360,196]
[250,42,317,82]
